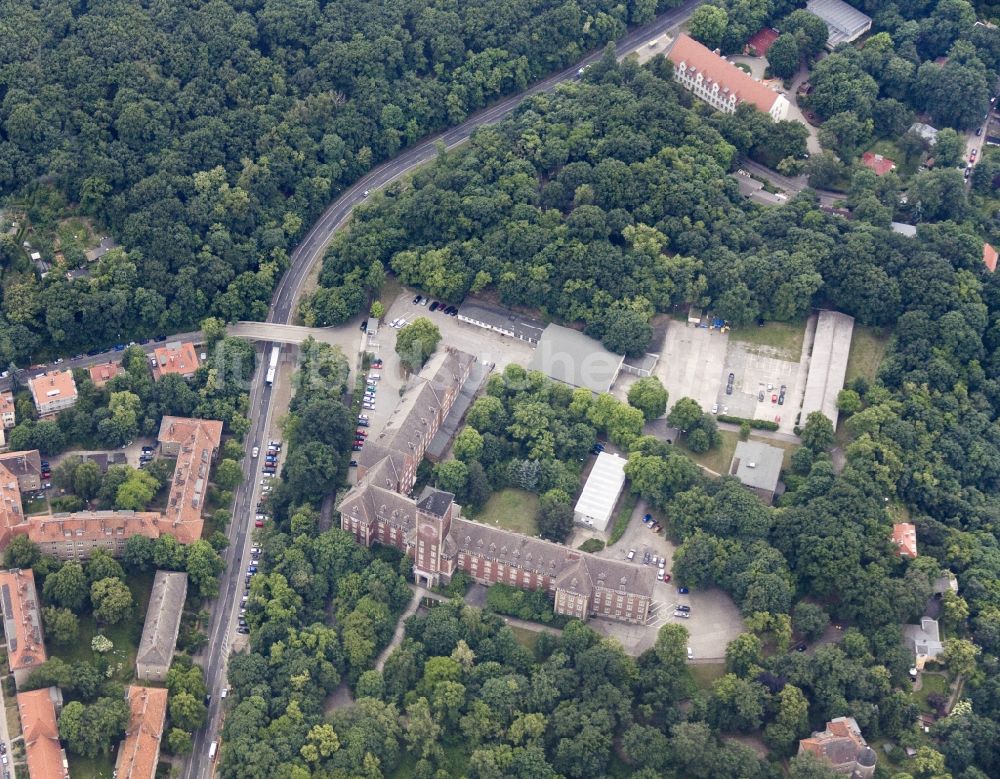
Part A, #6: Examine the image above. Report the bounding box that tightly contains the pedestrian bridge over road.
[228,322,358,348]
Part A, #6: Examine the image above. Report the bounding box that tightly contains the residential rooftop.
[17,687,69,779]
[28,369,78,410]
[153,341,199,378]
[136,572,187,675]
[88,360,124,387]
[0,568,46,676]
[115,686,168,779]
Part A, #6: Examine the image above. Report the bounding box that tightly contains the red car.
[771,393,777,403]
[355,429,367,437]
[971,148,978,161]
[255,519,264,528]
[664,573,672,583]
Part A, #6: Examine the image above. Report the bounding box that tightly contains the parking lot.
[381,290,535,373]
[718,339,802,433]
[655,321,729,413]
[589,498,745,658]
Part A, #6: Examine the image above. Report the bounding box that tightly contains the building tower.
[412,490,455,587]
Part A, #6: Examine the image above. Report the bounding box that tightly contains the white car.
[687,647,694,659]
[626,549,636,561]
[251,446,259,458]
[711,403,719,414]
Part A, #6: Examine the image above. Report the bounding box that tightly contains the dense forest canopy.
[293,52,1000,778]
[0,0,685,361]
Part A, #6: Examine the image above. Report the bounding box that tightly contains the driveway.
[787,65,822,155]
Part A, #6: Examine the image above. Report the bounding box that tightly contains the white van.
[209,740,218,759]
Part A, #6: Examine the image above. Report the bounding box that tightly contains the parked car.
[255,519,264,527]
[687,647,694,659]
[677,605,690,612]
[237,626,250,634]
[678,587,689,594]
[626,549,636,561]
[673,610,690,619]
[663,573,672,582]
[657,570,665,581]
[412,295,422,304]
[353,444,363,451]
[430,301,440,311]
[350,459,358,467]
[711,402,718,414]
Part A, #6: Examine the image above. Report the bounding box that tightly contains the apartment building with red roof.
[667,33,790,121]
[28,369,77,417]
[0,417,221,560]
[17,687,69,779]
[0,568,47,687]
[115,686,168,779]
[799,716,876,777]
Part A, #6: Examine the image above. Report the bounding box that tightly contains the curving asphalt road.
[183,4,705,775]
[268,0,704,325]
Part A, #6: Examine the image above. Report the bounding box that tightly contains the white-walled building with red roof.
[667,33,790,121]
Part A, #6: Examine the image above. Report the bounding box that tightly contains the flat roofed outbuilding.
[457,299,546,344]
[574,452,628,533]
[528,324,624,394]
[806,0,872,47]
[730,440,784,503]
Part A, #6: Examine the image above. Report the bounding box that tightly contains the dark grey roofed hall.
[528,324,624,394]
[457,299,546,344]
[730,440,784,503]
[136,571,187,682]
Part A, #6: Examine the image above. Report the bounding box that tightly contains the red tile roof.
[747,27,780,56]
[984,243,997,273]
[116,686,168,779]
[17,688,69,778]
[0,568,46,675]
[861,152,896,176]
[892,522,917,558]
[0,415,222,555]
[88,361,123,387]
[668,33,785,114]
[152,342,199,379]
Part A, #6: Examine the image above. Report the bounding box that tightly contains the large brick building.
[0,417,222,559]
[340,349,655,625]
[357,348,475,493]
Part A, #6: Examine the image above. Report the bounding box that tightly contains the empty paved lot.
[656,321,729,412]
